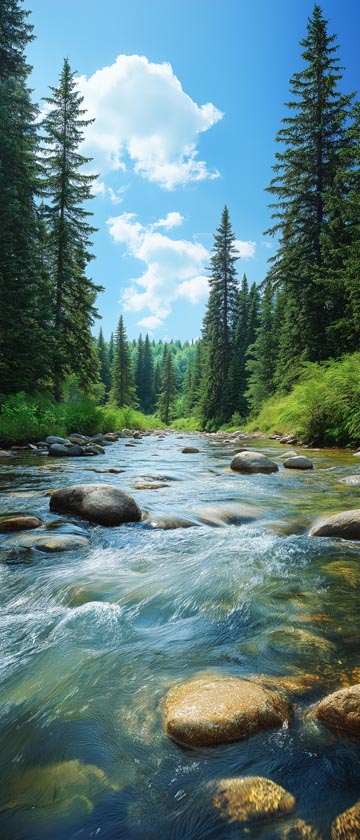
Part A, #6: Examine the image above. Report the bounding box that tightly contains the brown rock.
[331,800,360,839]
[0,516,43,532]
[253,673,322,698]
[310,509,360,539]
[282,819,323,839]
[181,447,200,454]
[164,676,293,746]
[212,776,295,824]
[315,684,360,736]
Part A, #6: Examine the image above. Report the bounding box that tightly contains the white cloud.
[152,211,184,230]
[77,54,223,190]
[92,180,127,204]
[262,240,274,250]
[108,211,209,328]
[234,239,256,259]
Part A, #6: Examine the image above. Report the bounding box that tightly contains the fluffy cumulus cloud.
[77,55,223,190]
[107,212,209,328]
[234,239,256,259]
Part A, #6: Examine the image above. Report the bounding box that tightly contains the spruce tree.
[142,334,155,413]
[158,344,177,424]
[0,0,51,393]
[41,57,102,400]
[97,327,111,402]
[201,206,239,425]
[246,281,277,412]
[266,5,353,383]
[135,334,145,407]
[110,315,136,407]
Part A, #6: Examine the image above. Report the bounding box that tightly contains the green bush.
[0,393,163,445]
[247,353,360,445]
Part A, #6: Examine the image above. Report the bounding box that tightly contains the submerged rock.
[0,516,43,532]
[282,820,323,839]
[6,532,89,552]
[331,800,360,839]
[164,676,292,746]
[284,456,313,470]
[340,475,360,486]
[212,776,295,824]
[310,509,360,539]
[315,683,360,736]
[231,451,279,474]
[50,483,142,526]
[252,673,322,698]
[0,759,117,817]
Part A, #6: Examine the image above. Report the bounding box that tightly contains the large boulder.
[0,516,43,532]
[164,676,292,746]
[231,451,279,475]
[315,684,360,736]
[49,444,85,457]
[331,800,360,839]
[50,484,142,526]
[283,456,313,470]
[310,509,360,539]
[212,776,295,824]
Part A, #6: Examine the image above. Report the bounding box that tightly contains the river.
[0,432,360,839]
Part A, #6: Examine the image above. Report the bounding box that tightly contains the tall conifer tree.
[158,344,177,424]
[41,58,101,400]
[0,0,50,393]
[266,4,353,384]
[110,315,136,407]
[201,206,239,425]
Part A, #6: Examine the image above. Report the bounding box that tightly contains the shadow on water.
[1,433,360,838]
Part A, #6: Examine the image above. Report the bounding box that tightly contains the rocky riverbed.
[1,430,360,839]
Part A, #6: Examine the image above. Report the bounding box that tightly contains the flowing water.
[0,433,360,839]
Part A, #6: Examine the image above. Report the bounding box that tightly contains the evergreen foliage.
[158,344,177,424]
[201,206,239,426]
[110,315,136,408]
[0,0,51,393]
[265,4,354,386]
[41,57,102,400]
[97,327,111,402]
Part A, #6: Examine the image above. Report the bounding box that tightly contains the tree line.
[2,2,360,433]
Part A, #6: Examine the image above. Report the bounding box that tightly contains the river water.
[0,433,360,839]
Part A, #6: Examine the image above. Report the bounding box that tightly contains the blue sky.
[27,0,360,342]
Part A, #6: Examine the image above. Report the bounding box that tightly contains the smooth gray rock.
[0,449,10,457]
[340,475,360,485]
[49,443,85,457]
[84,446,102,456]
[46,436,71,446]
[50,483,142,526]
[310,508,360,539]
[231,451,279,474]
[283,456,313,470]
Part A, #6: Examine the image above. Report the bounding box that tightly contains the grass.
[0,392,164,446]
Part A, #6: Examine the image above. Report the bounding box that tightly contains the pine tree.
[224,274,251,418]
[0,0,51,393]
[246,281,277,412]
[110,315,136,407]
[201,206,239,425]
[158,344,177,424]
[97,327,111,402]
[142,334,155,413]
[266,4,353,382]
[108,332,114,368]
[41,57,102,400]
[135,334,145,407]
